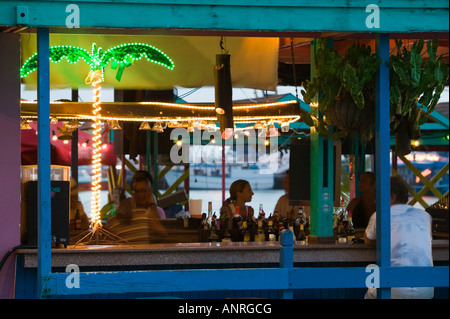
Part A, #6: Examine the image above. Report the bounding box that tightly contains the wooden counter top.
[16,240,449,269]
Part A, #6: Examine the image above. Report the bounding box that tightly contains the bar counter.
[16,240,449,269]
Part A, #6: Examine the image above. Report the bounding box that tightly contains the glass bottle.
[268,217,276,242]
[242,220,251,242]
[297,223,307,245]
[346,212,356,242]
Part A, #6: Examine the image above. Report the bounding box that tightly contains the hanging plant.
[388,39,448,156]
[301,39,381,140]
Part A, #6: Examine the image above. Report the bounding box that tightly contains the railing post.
[279,229,294,299]
[36,27,51,299]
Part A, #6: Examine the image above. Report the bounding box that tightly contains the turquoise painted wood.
[36,27,52,300]
[309,39,334,238]
[375,33,392,299]
[0,1,448,33]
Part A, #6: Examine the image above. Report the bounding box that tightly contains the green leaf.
[410,50,422,87]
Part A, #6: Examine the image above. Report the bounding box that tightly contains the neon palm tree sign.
[21,42,174,238]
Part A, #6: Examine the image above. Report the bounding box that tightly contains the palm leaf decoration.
[20,42,174,81]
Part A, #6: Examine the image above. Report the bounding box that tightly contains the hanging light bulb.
[267,124,280,137]
[52,130,58,141]
[50,117,58,124]
[110,120,122,130]
[281,122,289,133]
[139,121,151,130]
[20,119,32,130]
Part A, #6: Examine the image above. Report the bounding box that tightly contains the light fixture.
[281,122,289,133]
[58,130,73,140]
[176,139,183,146]
[152,122,164,132]
[412,140,420,147]
[254,122,264,130]
[50,117,58,124]
[20,119,32,130]
[68,119,81,129]
[215,107,225,115]
[110,120,122,130]
[52,130,58,141]
[139,121,151,130]
[267,124,280,137]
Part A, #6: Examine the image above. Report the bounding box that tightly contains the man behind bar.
[364,176,434,299]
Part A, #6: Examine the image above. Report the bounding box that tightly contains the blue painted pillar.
[279,229,293,299]
[375,33,391,299]
[36,27,51,299]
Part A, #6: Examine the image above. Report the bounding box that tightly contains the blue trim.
[36,27,52,299]
[375,33,391,299]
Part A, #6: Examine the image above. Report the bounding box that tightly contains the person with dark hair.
[117,170,165,221]
[347,171,376,228]
[364,176,434,299]
[220,179,255,226]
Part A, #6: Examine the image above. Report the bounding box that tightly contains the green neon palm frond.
[101,43,175,71]
[20,45,92,78]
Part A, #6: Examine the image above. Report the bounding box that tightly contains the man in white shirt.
[364,176,434,299]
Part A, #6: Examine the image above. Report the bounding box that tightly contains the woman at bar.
[346,171,376,229]
[220,179,255,226]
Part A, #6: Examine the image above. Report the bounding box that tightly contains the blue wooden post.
[279,229,294,299]
[36,27,51,299]
[375,33,391,299]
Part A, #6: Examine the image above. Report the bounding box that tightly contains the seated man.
[364,176,434,299]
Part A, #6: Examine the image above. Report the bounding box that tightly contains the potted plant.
[388,39,449,156]
[301,39,381,140]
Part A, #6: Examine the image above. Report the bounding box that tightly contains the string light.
[86,70,103,230]
[20,42,175,81]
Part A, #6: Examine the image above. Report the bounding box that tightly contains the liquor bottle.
[75,208,81,230]
[336,217,347,244]
[221,218,232,243]
[209,214,219,242]
[273,211,280,241]
[219,205,229,239]
[297,223,307,245]
[242,220,251,242]
[207,201,213,227]
[268,217,276,242]
[257,218,265,242]
[232,206,243,241]
[346,212,356,242]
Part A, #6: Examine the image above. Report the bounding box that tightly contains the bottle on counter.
[346,212,356,242]
[256,217,265,242]
[209,214,219,243]
[242,220,251,242]
[75,208,81,230]
[207,201,213,227]
[268,215,276,242]
[231,206,243,241]
[336,215,347,244]
[297,223,307,245]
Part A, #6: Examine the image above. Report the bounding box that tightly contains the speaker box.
[24,181,70,247]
